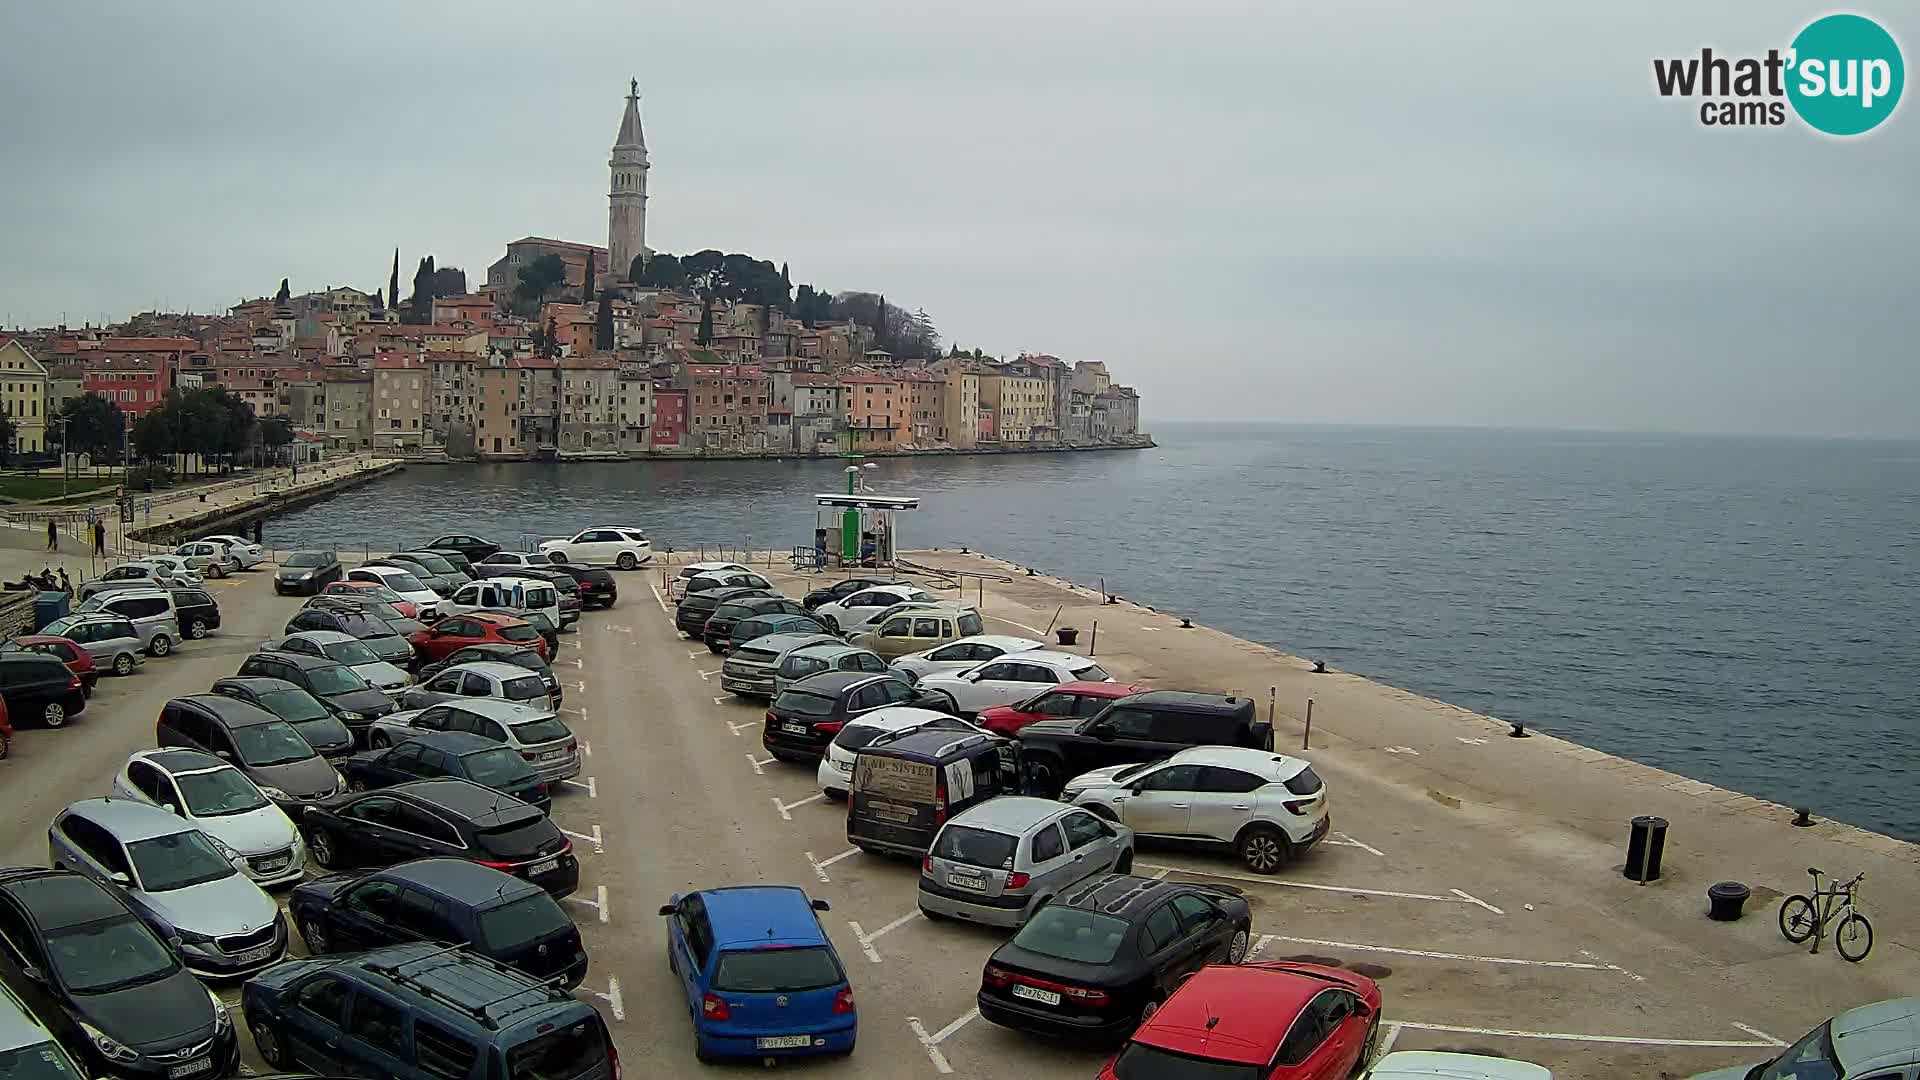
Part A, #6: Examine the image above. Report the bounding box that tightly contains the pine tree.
[388,249,400,314]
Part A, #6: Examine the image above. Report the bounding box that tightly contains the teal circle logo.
[1787,14,1904,135]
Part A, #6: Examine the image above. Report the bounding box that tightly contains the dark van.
[847,728,1021,857]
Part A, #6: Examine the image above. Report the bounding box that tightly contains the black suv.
[235,651,396,745]
[1016,691,1274,796]
[241,942,611,1080]
[167,586,221,640]
[702,595,812,653]
[300,778,578,897]
[0,653,86,729]
[289,858,587,986]
[763,670,948,761]
[674,585,772,637]
[564,565,616,609]
[343,731,551,813]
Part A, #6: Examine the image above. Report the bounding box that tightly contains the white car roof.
[929,635,1041,653]
[999,649,1098,668]
[1366,1052,1551,1080]
[286,630,356,646]
[442,660,542,681]
[482,576,552,590]
[127,747,231,778]
[1162,745,1312,779]
[848,706,971,732]
[680,562,748,576]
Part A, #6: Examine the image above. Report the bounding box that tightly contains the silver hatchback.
[917,796,1133,928]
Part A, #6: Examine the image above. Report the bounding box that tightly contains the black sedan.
[762,670,949,761]
[0,868,238,1080]
[299,778,578,897]
[803,576,904,611]
[702,595,814,653]
[976,874,1252,1041]
[342,730,551,813]
[416,642,560,703]
[674,585,774,637]
[211,676,356,759]
[426,533,502,562]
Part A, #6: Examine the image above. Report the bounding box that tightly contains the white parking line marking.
[984,614,1047,636]
[1457,736,1489,746]
[1384,746,1420,755]
[727,719,757,737]
[1253,935,1629,974]
[1732,1023,1786,1046]
[807,848,858,882]
[567,680,588,692]
[567,885,611,924]
[712,696,729,706]
[648,582,670,614]
[1376,1021,1402,1057]
[906,1018,955,1074]
[1326,833,1385,857]
[849,911,921,962]
[1392,1020,1785,1049]
[603,625,632,634]
[698,669,722,680]
[562,777,597,797]
[579,739,591,757]
[559,657,583,668]
[560,825,604,853]
[772,793,826,820]
[1150,867,1171,880]
[745,753,777,775]
[579,976,625,1021]
[1139,863,1502,913]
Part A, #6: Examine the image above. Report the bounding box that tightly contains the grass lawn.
[0,473,119,503]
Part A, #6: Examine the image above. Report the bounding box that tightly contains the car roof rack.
[361,946,567,1029]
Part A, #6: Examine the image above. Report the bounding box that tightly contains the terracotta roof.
[790,374,841,387]
[102,336,196,352]
[507,237,609,255]
[559,354,618,369]
[372,352,420,370]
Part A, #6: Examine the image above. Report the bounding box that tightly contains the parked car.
[138,555,203,586]
[319,579,418,619]
[670,561,750,601]
[173,540,239,578]
[0,654,86,729]
[919,797,1134,928]
[508,567,582,625]
[1019,691,1276,797]
[367,699,579,785]
[423,547,478,577]
[391,550,472,587]
[674,586,773,638]
[109,749,307,888]
[299,778,578,896]
[977,681,1151,737]
[155,695,345,809]
[915,651,1113,717]
[658,886,854,1063]
[720,632,836,698]
[564,564,617,609]
[165,586,220,641]
[342,565,439,619]
[48,799,286,978]
[1098,962,1384,1080]
[855,607,990,661]
[0,868,237,1080]
[366,556,457,599]
[442,577,561,630]
[396,660,554,712]
[289,859,586,986]
[1064,746,1330,874]
[889,634,1047,681]
[0,976,90,1080]
[1369,1052,1551,1079]
[773,641,891,697]
[847,727,1021,857]
[409,612,548,664]
[1688,997,1920,1080]
[38,614,145,677]
[813,707,983,800]
[210,677,355,759]
[811,584,938,635]
[4,634,99,693]
[726,613,834,656]
[283,605,414,665]
[801,575,904,611]
[977,874,1253,1040]
[0,697,10,759]
[763,671,950,762]
[200,534,267,569]
[536,526,652,570]
[233,652,396,746]
[76,589,181,657]
[471,608,559,657]
[471,551,556,575]
[342,731,550,813]
[702,596,812,653]
[416,643,559,704]
[78,561,184,601]
[425,532,503,562]
[274,550,344,595]
[682,569,775,603]
[263,632,411,695]
[240,942,610,1080]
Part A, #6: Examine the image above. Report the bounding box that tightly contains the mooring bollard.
[1625,815,1669,883]
[1707,881,1751,921]
[1793,807,1816,827]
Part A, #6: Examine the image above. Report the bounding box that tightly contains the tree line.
[631,250,941,359]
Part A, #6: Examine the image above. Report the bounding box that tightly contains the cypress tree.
[388,249,400,313]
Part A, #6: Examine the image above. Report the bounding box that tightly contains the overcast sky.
[1,2,1913,435]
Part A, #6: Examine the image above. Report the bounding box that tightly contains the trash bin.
[1055,627,1079,647]
[1624,815,1669,882]
[1707,881,1751,921]
[32,591,69,632]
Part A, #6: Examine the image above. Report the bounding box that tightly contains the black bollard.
[1624,816,1669,883]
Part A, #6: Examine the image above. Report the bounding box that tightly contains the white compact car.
[1369,1051,1551,1079]
[1063,745,1330,874]
[812,584,938,635]
[889,634,1047,682]
[536,526,653,570]
[110,748,307,887]
[203,534,268,569]
[173,540,239,578]
[814,706,983,799]
[344,564,442,619]
[913,650,1112,716]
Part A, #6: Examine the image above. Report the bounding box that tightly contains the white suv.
[913,649,1111,716]
[811,584,936,634]
[1062,745,1330,874]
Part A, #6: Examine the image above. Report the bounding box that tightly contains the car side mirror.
[657,904,675,917]
[1094,727,1115,741]
[108,871,131,886]
[1353,1001,1372,1017]
[20,964,44,984]
[215,750,234,761]
[162,803,180,816]
[811,898,832,912]
[1129,780,1146,795]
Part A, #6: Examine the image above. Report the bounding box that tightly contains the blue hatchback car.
[658,886,856,1062]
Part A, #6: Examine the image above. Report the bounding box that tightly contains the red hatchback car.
[1099,962,1382,1080]
[976,680,1153,737]
[5,635,100,695]
[409,611,550,663]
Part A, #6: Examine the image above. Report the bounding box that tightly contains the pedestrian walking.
[253,518,264,544]
[45,519,57,551]
[93,520,107,556]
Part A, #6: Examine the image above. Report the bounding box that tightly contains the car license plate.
[1010,984,1061,1006]
[528,858,560,876]
[256,857,288,873]
[782,722,809,735]
[947,873,987,893]
[167,1059,212,1079]
[233,944,276,965]
[754,1035,813,1050]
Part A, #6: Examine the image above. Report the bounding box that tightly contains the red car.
[975,680,1153,737]
[5,635,99,695]
[0,694,11,759]
[322,579,419,619]
[1099,962,1382,1080]
[409,611,550,663]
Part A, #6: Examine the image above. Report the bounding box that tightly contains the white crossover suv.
[913,650,1112,716]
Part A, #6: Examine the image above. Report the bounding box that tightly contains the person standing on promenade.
[93,520,106,557]
[45,519,56,551]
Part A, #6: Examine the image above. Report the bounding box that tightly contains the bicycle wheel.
[1836,913,1873,962]
[1779,895,1818,943]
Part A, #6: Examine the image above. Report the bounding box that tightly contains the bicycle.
[1779,867,1872,962]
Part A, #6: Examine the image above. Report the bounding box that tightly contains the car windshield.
[774,690,837,717]
[307,665,371,695]
[503,675,548,701]
[1756,1023,1841,1080]
[463,748,536,786]
[523,613,555,632]
[1071,663,1111,681]
[510,716,571,744]
[477,894,571,951]
[258,688,330,723]
[713,603,753,620]
[932,825,1018,869]
[291,714,353,747]
[1110,1042,1259,1080]
[127,831,236,892]
[0,1041,86,1080]
[46,916,177,993]
[1010,907,1130,964]
[1284,766,1323,796]
[175,769,269,816]
[384,572,427,592]
[503,651,548,673]
[782,654,831,678]
[286,553,328,567]
[338,614,389,637]
[232,720,319,766]
[1112,760,1164,784]
[321,639,380,666]
[504,1017,606,1080]
[712,945,844,993]
[475,819,556,860]
[499,624,540,643]
[408,554,457,574]
[832,723,888,750]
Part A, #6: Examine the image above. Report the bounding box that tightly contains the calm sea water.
[268,424,1920,840]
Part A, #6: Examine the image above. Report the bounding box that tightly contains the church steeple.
[608,78,650,283]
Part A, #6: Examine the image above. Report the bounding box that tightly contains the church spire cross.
[629,77,638,100]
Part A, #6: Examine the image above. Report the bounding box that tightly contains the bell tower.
[608,78,649,283]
